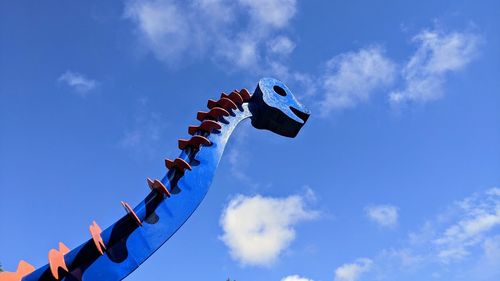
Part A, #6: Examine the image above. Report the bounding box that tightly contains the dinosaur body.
[0,78,309,281]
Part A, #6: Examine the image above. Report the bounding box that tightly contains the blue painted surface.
[22,78,309,281]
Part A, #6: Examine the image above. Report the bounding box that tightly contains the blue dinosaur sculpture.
[0,78,310,281]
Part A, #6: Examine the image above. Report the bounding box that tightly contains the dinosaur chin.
[249,77,310,138]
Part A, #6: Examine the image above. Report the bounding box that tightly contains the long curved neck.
[23,99,253,281]
[164,102,252,195]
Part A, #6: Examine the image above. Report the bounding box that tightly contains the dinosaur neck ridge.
[13,88,254,281]
[162,88,253,195]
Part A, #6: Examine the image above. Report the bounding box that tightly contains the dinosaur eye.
[273,85,287,96]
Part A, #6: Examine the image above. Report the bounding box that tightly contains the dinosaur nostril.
[273,85,287,96]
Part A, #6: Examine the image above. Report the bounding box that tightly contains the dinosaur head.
[249,77,310,138]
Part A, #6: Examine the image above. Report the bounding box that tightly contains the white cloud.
[388,188,500,265]
[365,204,399,227]
[487,187,500,196]
[331,188,500,280]
[124,0,191,62]
[125,6,481,113]
[320,46,396,115]
[220,194,319,266]
[124,0,297,69]
[313,27,481,116]
[389,29,480,104]
[380,248,423,268]
[269,36,296,56]
[433,187,500,262]
[281,275,314,281]
[483,235,500,260]
[58,71,97,95]
[334,258,373,281]
[239,0,296,29]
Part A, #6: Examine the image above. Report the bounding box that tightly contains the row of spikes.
[0,221,106,281]
[0,89,252,281]
[121,89,253,230]
[126,89,253,228]
[0,261,34,281]
[46,220,108,280]
[163,88,251,173]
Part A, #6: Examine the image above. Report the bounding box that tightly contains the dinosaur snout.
[249,77,310,138]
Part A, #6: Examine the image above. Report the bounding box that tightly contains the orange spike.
[178,139,190,150]
[121,201,142,226]
[89,221,106,255]
[175,158,192,171]
[239,88,251,101]
[197,107,230,121]
[17,261,35,276]
[147,178,171,197]
[153,179,171,197]
[206,99,218,109]
[59,242,70,255]
[178,135,211,150]
[187,126,198,135]
[190,135,211,147]
[0,260,35,281]
[188,120,222,135]
[165,159,174,169]
[48,242,70,279]
[147,177,155,189]
[196,111,208,121]
[227,91,244,105]
[210,97,237,110]
[165,158,192,172]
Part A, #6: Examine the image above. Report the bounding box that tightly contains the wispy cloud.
[335,187,500,280]
[268,36,296,56]
[319,46,396,115]
[312,27,481,117]
[433,187,500,263]
[124,0,297,70]
[389,28,480,104]
[365,204,399,227]
[119,98,169,158]
[239,0,296,28]
[281,275,314,281]
[58,71,97,95]
[220,193,319,266]
[334,258,373,281]
[483,235,500,260]
[125,3,481,116]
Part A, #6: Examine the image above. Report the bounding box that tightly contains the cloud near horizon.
[220,193,319,266]
[281,275,315,281]
[334,258,373,281]
[334,187,500,280]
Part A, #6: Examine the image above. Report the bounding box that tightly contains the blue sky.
[1,1,499,280]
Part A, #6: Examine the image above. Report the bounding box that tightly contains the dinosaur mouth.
[290,106,310,123]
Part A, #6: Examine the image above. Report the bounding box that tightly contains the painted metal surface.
[1,78,310,281]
